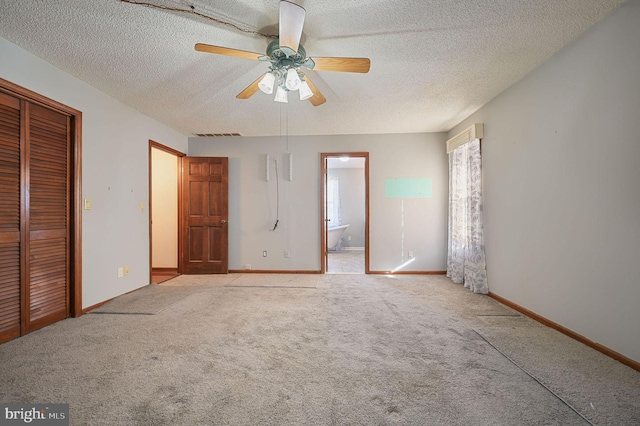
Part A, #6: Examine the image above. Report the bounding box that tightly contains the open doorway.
[321,152,369,274]
[149,140,184,284]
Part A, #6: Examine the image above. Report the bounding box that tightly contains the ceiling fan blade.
[300,73,326,107]
[236,74,266,99]
[195,43,263,61]
[279,1,305,54]
[311,57,371,73]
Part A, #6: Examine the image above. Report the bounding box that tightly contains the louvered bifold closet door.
[0,92,21,343]
[26,103,70,332]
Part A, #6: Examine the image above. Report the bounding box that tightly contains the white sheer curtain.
[327,176,344,251]
[447,138,488,294]
[327,176,342,227]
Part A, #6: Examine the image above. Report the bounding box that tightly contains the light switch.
[139,202,145,211]
[84,198,92,210]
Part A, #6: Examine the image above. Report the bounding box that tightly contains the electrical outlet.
[245,264,252,270]
[284,250,290,258]
[263,251,267,257]
[348,235,352,241]
[117,267,124,278]
[408,251,414,259]
[124,265,130,275]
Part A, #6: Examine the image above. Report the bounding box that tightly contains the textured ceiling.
[0,0,625,137]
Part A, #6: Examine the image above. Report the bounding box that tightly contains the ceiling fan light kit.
[195,1,370,107]
[258,72,276,94]
[285,68,302,91]
[298,80,313,101]
[274,86,289,103]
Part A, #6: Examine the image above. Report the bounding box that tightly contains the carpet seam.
[90,286,204,315]
[472,329,595,426]
[88,312,155,316]
[224,286,318,289]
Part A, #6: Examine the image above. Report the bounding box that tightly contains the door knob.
[221,219,227,224]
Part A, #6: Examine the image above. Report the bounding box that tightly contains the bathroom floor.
[327,249,365,273]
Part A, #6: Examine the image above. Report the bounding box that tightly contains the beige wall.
[189,133,448,272]
[448,1,640,362]
[151,148,178,268]
[0,37,188,309]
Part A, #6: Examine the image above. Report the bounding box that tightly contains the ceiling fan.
[195,0,371,106]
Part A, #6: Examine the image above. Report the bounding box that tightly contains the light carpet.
[89,284,202,315]
[0,274,638,425]
[224,273,319,288]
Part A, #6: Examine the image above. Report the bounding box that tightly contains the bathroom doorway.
[321,153,369,274]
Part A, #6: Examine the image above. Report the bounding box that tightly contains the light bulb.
[274,86,288,103]
[285,68,302,91]
[299,80,313,100]
[258,72,276,94]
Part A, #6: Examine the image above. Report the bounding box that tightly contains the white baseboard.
[343,247,364,251]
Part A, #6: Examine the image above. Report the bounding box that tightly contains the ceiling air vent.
[194,133,242,137]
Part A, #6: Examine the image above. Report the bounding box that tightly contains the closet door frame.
[0,77,82,319]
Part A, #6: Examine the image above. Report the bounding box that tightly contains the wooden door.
[26,103,70,332]
[0,92,21,343]
[0,89,72,344]
[181,157,228,274]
